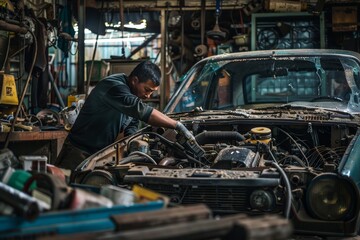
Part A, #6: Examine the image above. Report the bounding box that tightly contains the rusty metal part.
[102,212,292,240]
[111,204,211,231]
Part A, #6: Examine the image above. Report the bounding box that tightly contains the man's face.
[131,77,159,99]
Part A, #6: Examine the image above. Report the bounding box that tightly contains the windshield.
[166,55,360,113]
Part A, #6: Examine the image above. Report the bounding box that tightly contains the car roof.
[196,49,360,65]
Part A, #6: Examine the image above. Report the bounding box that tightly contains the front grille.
[142,184,254,214]
[124,168,282,215]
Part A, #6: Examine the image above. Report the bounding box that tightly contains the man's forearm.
[147,108,177,129]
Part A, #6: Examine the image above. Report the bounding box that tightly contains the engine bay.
[117,120,357,171]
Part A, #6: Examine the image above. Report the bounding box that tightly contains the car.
[71,49,360,238]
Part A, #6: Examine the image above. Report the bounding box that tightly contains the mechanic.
[55,61,203,171]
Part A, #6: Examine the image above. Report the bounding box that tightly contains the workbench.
[0,130,68,164]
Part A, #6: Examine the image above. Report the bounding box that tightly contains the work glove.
[175,121,205,158]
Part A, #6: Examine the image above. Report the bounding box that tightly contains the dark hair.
[129,61,161,86]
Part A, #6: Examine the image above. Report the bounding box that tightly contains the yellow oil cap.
[246,127,272,145]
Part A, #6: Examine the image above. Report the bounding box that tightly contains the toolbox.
[0,200,164,238]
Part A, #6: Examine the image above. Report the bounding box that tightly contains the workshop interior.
[1,0,360,239]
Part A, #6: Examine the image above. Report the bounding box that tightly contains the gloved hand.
[175,121,205,158]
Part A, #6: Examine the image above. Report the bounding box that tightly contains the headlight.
[306,173,357,221]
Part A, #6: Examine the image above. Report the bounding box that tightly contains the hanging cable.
[180,0,184,75]
[266,149,292,219]
[239,7,245,34]
[120,0,125,57]
[277,127,310,167]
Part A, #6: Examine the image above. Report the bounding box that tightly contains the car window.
[169,60,227,113]
[167,54,360,113]
[205,69,233,110]
[245,70,319,104]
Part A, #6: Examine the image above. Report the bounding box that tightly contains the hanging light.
[84,36,146,44]
[124,19,147,30]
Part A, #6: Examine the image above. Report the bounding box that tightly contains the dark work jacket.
[68,73,154,154]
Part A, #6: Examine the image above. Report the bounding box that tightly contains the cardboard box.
[332,6,357,32]
[85,60,109,83]
[264,0,307,12]
[105,59,144,76]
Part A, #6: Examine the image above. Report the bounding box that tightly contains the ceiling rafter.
[96,0,248,11]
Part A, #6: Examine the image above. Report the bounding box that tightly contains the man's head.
[129,61,161,99]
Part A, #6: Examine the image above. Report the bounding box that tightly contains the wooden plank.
[111,204,211,231]
[0,131,68,142]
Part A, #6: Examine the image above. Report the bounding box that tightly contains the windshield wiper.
[255,104,310,111]
[260,104,355,119]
